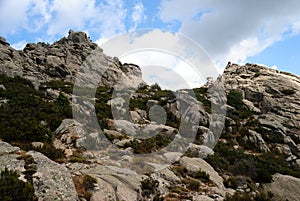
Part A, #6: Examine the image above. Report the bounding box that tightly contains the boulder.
[0,141,20,155]
[179,156,225,190]
[27,151,79,201]
[263,174,300,201]
[187,143,214,158]
[246,130,270,152]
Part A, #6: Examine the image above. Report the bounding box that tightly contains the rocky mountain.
[0,30,143,89]
[0,31,300,201]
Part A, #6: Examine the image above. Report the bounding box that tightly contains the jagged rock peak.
[67,29,91,44]
[0,30,144,89]
[224,62,300,80]
[0,36,10,46]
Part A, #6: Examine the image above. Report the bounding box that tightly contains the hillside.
[0,31,299,201]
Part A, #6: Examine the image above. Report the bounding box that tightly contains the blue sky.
[0,0,300,79]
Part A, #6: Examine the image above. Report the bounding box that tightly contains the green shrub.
[33,144,65,162]
[186,178,200,191]
[95,86,113,122]
[280,89,296,96]
[153,89,176,106]
[0,75,71,144]
[0,168,37,201]
[227,89,243,110]
[224,191,272,201]
[43,80,74,94]
[83,175,97,190]
[194,170,210,182]
[206,143,300,183]
[129,98,149,110]
[224,176,238,189]
[193,87,211,112]
[17,154,37,184]
[150,83,161,91]
[226,89,254,121]
[70,152,86,163]
[55,92,72,118]
[165,111,180,129]
[123,132,172,154]
[141,177,160,197]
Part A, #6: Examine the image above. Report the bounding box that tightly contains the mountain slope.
[0,31,299,201]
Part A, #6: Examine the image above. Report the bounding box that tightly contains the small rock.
[31,142,44,148]
[147,100,158,108]
[64,149,73,157]
[0,141,20,155]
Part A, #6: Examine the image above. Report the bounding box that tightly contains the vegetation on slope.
[0,168,37,201]
[0,75,70,160]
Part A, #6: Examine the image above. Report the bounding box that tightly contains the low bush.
[95,86,113,122]
[194,169,210,182]
[123,132,172,154]
[83,175,97,190]
[193,87,211,112]
[73,174,97,201]
[69,152,87,163]
[141,177,160,198]
[224,191,273,201]
[186,178,200,191]
[43,80,74,94]
[227,89,243,110]
[224,176,238,189]
[280,89,296,96]
[0,75,71,144]
[0,168,37,201]
[206,142,300,183]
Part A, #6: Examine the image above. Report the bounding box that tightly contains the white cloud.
[130,2,145,30]
[26,0,52,32]
[0,0,128,43]
[119,50,203,89]
[0,0,52,35]
[0,0,31,34]
[11,40,28,50]
[159,0,300,71]
[102,30,216,89]
[271,65,278,70]
[47,0,127,39]
[222,37,270,64]
[47,0,96,36]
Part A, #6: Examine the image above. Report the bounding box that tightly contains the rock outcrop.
[0,32,300,200]
[0,30,143,89]
[0,142,78,201]
[222,63,300,157]
[263,173,300,201]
